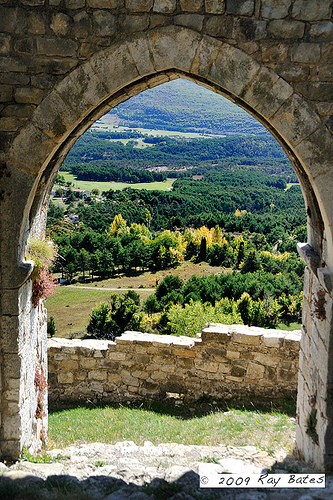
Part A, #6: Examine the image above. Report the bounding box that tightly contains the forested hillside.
[105,79,268,136]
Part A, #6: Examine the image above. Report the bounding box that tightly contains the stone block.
[88,370,107,381]
[309,21,333,40]
[205,0,225,14]
[0,34,10,54]
[123,14,150,31]
[126,0,153,11]
[61,359,79,371]
[292,0,331,21]
[206,347,227,362]
[37,38,78,57]
[267,20,305,39]
[93,10,117,36]
[277,63,309,83]
[180,0,203,12]
[226,350,240,360]
[88,0,123,6]
[208,44,260,98]
[270,93,321,146]
[0,57,27,73]
[261,0,290,19]
[107,373,122,384]
[294,127,333,180]
[205,15,233,37]
[31,90,80,141]
[201,323,230,343]
[237,19,267,40]
[90,41,139,94]
[174,14,204,31]
[148,25,202,74]
[194,360,219,373]
[50,13,71,36]
[58,372,73,384]
[2,415,21,441]
[26,11,46,35]
[318,65,333,81]
[253,352,278,367]
[231,327,261,346]
[173,348,195,358]
[65,0,85,8]
[0,85,12,102]
[126,36,155,76]
[74,11,92,38]
[14,88,45,105]
[226,0,254,16]
[153,0,176,12]
[246,362,265,380]
[79,357,98,369]
[291,43,321,63]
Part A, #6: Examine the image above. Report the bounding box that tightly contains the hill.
[104,78,268,136]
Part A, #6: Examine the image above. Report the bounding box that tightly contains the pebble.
[0,441,331,499]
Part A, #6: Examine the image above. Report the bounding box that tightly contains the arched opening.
[3,26,333,469]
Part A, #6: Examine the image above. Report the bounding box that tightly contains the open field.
[46,262,225,338]
[91,121,217,139]
[48,397,296,455]
[59,171,175,193]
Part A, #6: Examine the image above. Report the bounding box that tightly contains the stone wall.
[48,324,300,407]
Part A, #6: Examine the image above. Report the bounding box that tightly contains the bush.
[87,292,142,340]
[47,316,57,337]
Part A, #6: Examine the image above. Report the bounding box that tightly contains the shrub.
[47,316,57,337]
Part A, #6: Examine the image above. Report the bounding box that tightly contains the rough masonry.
[48,324,300,407]
[1,0,333,470]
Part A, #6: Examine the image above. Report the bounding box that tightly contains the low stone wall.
[48,324,301,407]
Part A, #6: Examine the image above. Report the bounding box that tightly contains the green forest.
[46,79,306,339]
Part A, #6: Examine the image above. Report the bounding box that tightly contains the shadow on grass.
[49,393,297,420]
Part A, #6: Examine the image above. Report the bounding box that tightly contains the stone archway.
[2,25,333,469]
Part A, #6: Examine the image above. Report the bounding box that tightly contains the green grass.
[91,122,209,139]
[48,398,296,455]
[58,171,175,193]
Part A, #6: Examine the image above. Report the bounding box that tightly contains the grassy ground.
[91,122,210,139]
[48,397,296,456]
[59,172,175,193]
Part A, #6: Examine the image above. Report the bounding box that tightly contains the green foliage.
[28,237,57,280]
[165,299,242,337]
[47,316,57,337]
[87,291,142,340]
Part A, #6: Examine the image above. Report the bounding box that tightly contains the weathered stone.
[180,0,203,12]
[246,362,265,380]
[153,0,176,12]
[237,19,267,40]
[0,85,12,102]
[0,34,10,54]
[318,66,333,81]
[292,0,331,21]
[205,0,225,14]
[14,88,44,104]
[226,0,254,16]
[58,372,73,384]
[126,0,153,12]
[309,21,333,40]
[277,63,309,83]
[50,13,71,36]
[267,20,305,39]
[93,10,117,36]
[65,0,85,8]
[204,15,233,37]
[291,43,321,63]
[122,14,150,32]
[174,14,203,31]
[74,11,91,38]
[37,38,78,57]
[270,92,322,146]
[295,82,333,102]
[0,57,27,72]
[261,0,290,19]
[88,0,123,6]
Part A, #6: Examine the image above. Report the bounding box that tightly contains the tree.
[47,316,57,337]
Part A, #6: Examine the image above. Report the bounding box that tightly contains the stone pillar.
[0,281,48,461]
[296,262,333,471]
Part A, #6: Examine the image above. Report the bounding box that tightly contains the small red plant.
[32,268,58,308]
